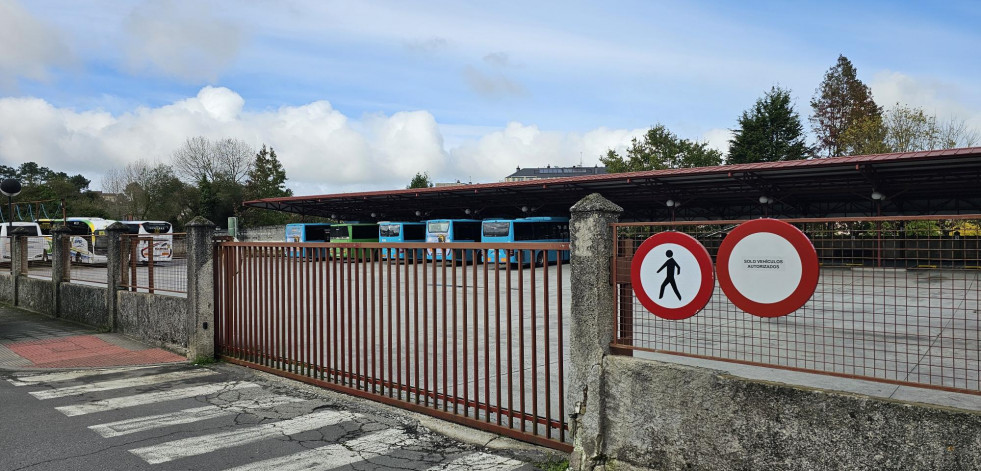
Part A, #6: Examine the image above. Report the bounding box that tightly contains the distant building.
[434,180,473,188]
[504,165,607,182]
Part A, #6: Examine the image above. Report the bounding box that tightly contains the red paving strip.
[7,335,185,368]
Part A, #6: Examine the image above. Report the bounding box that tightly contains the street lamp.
[0,178,21,224]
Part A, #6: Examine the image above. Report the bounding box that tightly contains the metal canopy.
[243,147,981,222]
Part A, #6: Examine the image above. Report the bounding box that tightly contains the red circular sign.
[716,219,819,318]
[631,231,714,320]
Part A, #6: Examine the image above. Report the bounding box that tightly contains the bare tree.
[936,116,980,149]
[171,136,255,183]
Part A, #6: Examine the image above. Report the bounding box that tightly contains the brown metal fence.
[613,215,981,395]
[216,241,571,451]
[119,233,187,295]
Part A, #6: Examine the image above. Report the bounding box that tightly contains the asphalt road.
[0,363,552,471]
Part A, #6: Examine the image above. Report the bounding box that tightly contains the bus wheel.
[42,250,48,262]
[535,251,545,267]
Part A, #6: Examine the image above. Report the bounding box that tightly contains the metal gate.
[215,241,571,451]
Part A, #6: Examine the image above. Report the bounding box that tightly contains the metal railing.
[216,241,571,451]
[612,215,981,395]
[119,233,187,295]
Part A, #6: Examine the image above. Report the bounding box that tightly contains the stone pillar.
[106,222,129,331]
[50,224,71,316]
[567,193,622,471]
[186,217,216,361]
[10,225,33,305]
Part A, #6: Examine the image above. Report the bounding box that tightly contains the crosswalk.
[6,365,531,470]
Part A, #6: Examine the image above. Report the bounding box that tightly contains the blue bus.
[425,219,482,263]
[285,223,331,259]
[379,221,426,261]
[481,216,570,265]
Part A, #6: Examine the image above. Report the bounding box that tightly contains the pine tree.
[242,145,293,226]
[728,86,810,164]
[407,172,434,189]
[809,55,882,157]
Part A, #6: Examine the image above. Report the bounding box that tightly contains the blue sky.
[1,0,978,195]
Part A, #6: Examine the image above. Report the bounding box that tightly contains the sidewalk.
[0,305,186,370]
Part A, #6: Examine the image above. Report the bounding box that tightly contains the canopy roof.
[244,147,981,221]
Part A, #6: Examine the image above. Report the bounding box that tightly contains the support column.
[50,224,71,316]
[186,217,216,361]
[567,193,622,470]
[10,225,32,305]
[106,222,128,331]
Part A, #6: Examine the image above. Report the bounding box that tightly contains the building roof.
[506,165,608,179]
[244,147,981,221]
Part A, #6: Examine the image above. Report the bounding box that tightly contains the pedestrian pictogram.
[716,218,819,318]
[631,231,714,320]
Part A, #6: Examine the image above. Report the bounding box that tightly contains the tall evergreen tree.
[600,123,722,172]
[242,145,293,226]
[407,172,434,189]
[728,86,810,164]
[809,55,882,157]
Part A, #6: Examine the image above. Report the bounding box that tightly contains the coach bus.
[481,216,570,265]
[378,221,426,261]
[329,223,379,260]
[37,217,114,264]
[285,223,331,259]
[121,220,174,263]
[425,218,482,263]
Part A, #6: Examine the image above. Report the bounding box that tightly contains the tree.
[407,172,434,189]
[171,136,255,184]
[839,114,890,155]
[728,86,810,164]
[810,55,883,157]
[600,124,723,172]
[242,145,293,226]
[102,160,191,224]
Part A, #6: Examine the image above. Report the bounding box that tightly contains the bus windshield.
[482,222,511,238]
[427,222,450,234]
[379,224,400,238]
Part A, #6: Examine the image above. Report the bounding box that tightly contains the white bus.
[121,220,174,263]
[0,222,46,262]
[37,217,115,264]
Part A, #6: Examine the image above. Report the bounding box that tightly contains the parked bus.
[378,221,426,261]
[285,223,331,259]
[121,220,174,263]
[481,216,570,265]
[425,219,482,263]
[37,217,114,264]
[329,223,379,260]
[0,222,46,263]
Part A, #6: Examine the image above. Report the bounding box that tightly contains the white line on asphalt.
[89,394,304,437]
[30,369,216,400]
[425,452,526,471]
[223,428,414,471]
[7,366,156,386]
[56,382,260,417]
[129,408,360,464]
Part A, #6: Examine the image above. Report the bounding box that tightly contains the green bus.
[329,223,379,260]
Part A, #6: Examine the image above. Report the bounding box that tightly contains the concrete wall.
[238,225,284,242]
[600,356,981,470]
[0,273,12,303]
[117,291,188,353]
[58,283,110,329]
[17,277,54,316]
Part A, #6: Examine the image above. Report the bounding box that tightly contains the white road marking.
[223,428,414,471]
[57,381,260,417]
[89,394,304,437]
[426,452,526,471]
[7,366,155,386]
[130,408,360,464]
[31,368,216,399]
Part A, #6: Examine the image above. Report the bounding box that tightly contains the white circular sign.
[637,243,702,309]
[726,232,802,304]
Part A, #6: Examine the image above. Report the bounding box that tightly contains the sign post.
[630,231,714,320]
[716,218,819,317]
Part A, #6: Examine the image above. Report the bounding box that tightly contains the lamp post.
[0,178,21,224]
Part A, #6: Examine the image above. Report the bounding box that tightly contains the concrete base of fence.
[590,355,981,471]
[117,291,188,354]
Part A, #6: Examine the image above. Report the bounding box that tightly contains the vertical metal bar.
[362,246,369,391]
[442,249,449,411]
[557,249,566,442]
[387,249,394,397]
[462,247,469,417]
[369,246,376,393]
[544,249,552,439]
[494,251,502,426]
[472,248,479,419]
[292,242,299,373]
[432,247,439,408]
[423,246,431,406]
[452,250,459,415]
[317,246,325,380]
[483,251,490,423]
[506,249,513,428]
[414,248,421,404]
[531,250,538,434]
[146,237,155,294]
[306,244,313,377]
[347,247,354,386]
[518,249,526,432]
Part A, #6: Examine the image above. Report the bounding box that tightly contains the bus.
[37,217,115,264]
[378,221,426,261]
[0,222,46,263]
[425,219,482,263]
[121,220,174,263]
[285,223,331,260]
[481,216,570,265]
[329,223,379,260]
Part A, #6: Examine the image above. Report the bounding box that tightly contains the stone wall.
[58,283,109,329]
[238,225,284,242]
[117,291,188,353]
[16,276,54,316]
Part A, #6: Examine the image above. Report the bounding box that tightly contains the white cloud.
[702,128,733,156]
[871,70,981,134]
[0,0,73,89]
[123,0,243,82]
[0,87,656,194]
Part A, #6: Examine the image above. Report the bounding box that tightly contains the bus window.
[427,221,449,234]
[352,225,379,239]
[379,224,400,238]
[403,224,426,240]
[329,226,350,240]
[482,221,511,238]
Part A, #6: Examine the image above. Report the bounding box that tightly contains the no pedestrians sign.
[630,231,714,320]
